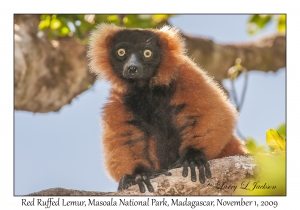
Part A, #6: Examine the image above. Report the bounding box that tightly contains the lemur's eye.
[117,48,126,56]
[143,49,152,58]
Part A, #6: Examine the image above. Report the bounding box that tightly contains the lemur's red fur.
[88,24,247,182]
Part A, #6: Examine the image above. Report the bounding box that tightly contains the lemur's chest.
[123,85,175,133]
[122,84,184,168]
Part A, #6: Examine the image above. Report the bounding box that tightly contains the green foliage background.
[240,124,286,195]
[39,14,173,41]
[39,14,285,41]
[247,14,286,34]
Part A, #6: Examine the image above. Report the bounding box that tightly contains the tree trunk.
[14,15,286,113]
[14,15,95,113]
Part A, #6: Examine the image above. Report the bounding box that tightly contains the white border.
[2,0,298,209]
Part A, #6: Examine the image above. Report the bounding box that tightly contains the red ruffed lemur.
[88,23,247,193]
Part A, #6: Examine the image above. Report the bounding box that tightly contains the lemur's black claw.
[204,162,212,178]
[182,160,189,177]
[135,175,146,193]
[178,148,212,183]
[143,176,154,193]
[199,164,205,184]
[118,174,136,191]
[190,161,197,182]
[118,168,172,193]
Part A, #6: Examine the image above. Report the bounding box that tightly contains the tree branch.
[184,33,286,82]
[28,155,256,196]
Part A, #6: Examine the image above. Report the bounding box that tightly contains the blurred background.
[14,14,286,195]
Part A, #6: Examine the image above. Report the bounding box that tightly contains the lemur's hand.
[171,148,211,183]
[118,166,171,193]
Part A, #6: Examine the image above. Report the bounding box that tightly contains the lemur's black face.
[108,29,163,81]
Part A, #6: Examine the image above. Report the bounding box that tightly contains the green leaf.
[152,14,170,23]
[276,123,286,138]
[247,14,272,34]
[60,26,70,35]
[266,129,286,151]
[245,138,266,154]
[227,66,239,81]
[107,15,118,22]
[39,19,50,30]
[50,18,61,30]
[278,14,286,32]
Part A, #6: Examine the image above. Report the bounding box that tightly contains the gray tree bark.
[14,15,286,113]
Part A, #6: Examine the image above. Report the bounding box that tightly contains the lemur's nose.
[127,65,138,73]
